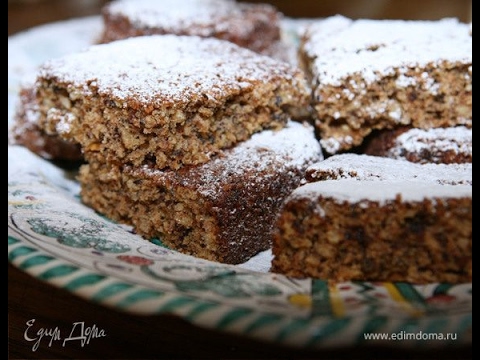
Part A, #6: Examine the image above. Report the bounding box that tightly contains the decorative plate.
[8,16,472,350]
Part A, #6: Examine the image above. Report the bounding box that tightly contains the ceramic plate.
[8,16,472,350]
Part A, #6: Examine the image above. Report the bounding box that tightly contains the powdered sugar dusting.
[389,126,472,162]
[54,111,75,135]
[294,179,472,206]
[320,135,353,154]
[106,0,276,36]
[39,34,302,105]
[197,122,322,197]
[140,121,323,198]
[303,16,472,86]
[307,154,472,186]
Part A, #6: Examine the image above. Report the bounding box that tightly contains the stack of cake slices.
[15,33,323,264]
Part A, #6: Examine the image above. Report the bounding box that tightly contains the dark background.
[8,0,472,36]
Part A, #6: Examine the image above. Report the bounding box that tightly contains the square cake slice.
[32,34,311,169]
[299,16,472,155]
[100,0,282,54]
[272,154,472,284]
[79,121,323,264]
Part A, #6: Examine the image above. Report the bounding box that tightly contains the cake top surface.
[38,34,304,106]
[104,0,278,30]
[303,15,472,86]
[391,126,472,155]
[306,154,472,186]
[135,121,323,198]
[293,179,472,206]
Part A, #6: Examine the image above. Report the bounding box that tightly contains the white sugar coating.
[105,0,277,34]
[389,126,472,160]
[293,179,472,206]
[303,16,472,86]
[320,135,353,155]
[38,34,304,106]
[307,154,472,186]
[300,14,352,42]
[139,121,323,198]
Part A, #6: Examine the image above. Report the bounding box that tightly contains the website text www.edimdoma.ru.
[364,331,458,341]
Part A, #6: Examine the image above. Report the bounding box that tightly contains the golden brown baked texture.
[272,154,472,284]
[11,86,82,161]
[299,15,472,155]
[32,34,311,170]
[79,122,323,264]
[100,0,282,54]
[362,126,472,164]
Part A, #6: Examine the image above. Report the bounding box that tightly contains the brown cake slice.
[299,16,472,155]
[79,121,323,264]
[362,126,472,164]
[100,0,283,54]
[10,85,82,161]
[272,154,472,284]
[32,34,310,170]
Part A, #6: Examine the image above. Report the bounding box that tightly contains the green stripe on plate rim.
[8,245,38,262]
[7,233,472,349]
[19,254,56,269]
